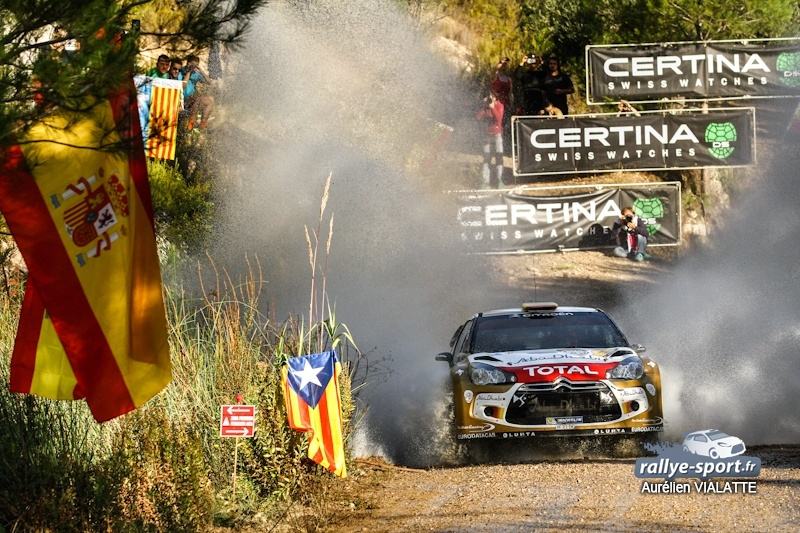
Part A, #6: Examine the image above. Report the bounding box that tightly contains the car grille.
[732,443,745,455]
[505,380,621,425]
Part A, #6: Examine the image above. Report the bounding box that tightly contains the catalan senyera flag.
[145,78,182,160]
[281,351,347,477]
[0,83,171,422]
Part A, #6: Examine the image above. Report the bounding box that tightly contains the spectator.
[617,99,641,116]
[542,55,574,116]
[540,101,564,118]
[168,58,183,80]
[490,57,513,137]
[181,54,215,130]
[515,53,545,116]
[476,91,505,188]
[148,54,171,78]
[612,207,650,261]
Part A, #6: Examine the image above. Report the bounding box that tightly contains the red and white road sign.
[220,404,256,437]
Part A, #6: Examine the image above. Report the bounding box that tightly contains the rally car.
[435,303,663,440]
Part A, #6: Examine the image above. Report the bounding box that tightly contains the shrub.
[147,160,214,251]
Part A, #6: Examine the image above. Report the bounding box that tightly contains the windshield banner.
[512,108,755,177]
[455,182,680,254]
[587,39,800,103]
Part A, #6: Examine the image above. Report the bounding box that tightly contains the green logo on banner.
[704,122,737,159]
[633,198,665,236]
[776,52,800,88]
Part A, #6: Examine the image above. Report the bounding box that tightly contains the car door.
[695,434,711,455]
[451,319,474,425]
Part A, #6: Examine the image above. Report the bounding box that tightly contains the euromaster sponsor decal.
[587,39,800,103]
[455,183,680,254]
[512,109,755,176]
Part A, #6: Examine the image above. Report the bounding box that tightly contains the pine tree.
[0,0,266,146]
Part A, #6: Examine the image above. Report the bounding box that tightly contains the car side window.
[453,320,473,362]
[696,435,708,442]
[449,324,464,351]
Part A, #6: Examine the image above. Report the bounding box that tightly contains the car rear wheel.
[710,449,719,459]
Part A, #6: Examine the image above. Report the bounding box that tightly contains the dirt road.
[331,446,800,532]
[323,253,799,532]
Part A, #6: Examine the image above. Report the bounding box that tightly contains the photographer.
[181,54,215,130]
[475,91,505,188]
[515,53,545,116]
[490,57,513,139]
[612,207,650,261]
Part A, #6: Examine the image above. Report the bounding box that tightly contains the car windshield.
[471,312,628,353]
[707,431,729,441]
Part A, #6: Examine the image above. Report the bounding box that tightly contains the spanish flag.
[281,351,347,477]
[145,78,182,160]
[0,83,171,422]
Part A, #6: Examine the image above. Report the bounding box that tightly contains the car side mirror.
[630,343,647,353]
[435,352,453,363]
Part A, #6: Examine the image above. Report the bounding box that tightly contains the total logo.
[526,364,600,377]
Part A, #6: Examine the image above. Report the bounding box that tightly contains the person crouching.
[612,207,650,261]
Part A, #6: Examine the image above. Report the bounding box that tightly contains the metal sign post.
[220,399,256,500]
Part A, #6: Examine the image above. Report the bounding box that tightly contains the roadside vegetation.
[0,156,361,531]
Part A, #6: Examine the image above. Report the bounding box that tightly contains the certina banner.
[587,39,800,103]
[512,108,755,177]
[456,183,680,254]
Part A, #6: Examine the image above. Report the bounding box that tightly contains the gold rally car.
[436,303,663,441]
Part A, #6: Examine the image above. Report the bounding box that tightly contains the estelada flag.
[281,351,347,477]
[0,84,171,422]
[145,78,182,160]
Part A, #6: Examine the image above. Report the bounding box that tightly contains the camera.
[526,56,536,65]
[625,215,634,223]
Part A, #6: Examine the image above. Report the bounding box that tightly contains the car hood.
[467,347,639,383]
[468,347,637,367]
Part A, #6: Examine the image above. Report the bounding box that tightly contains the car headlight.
[469,363,516,385]
[607,356,644,380]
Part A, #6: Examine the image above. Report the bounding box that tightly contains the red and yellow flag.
[281,351,347,477]
[0,83,171,422]
[145,78,182,160]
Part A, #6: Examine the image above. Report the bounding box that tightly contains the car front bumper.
[455,378,663,440]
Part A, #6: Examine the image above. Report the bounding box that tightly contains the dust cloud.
[213,0,486,465]
[623,125,800,445]
[213,0,800,463]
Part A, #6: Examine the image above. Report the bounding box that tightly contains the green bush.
[147,160,214,251]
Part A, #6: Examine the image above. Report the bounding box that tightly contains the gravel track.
[331,446,800,532]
